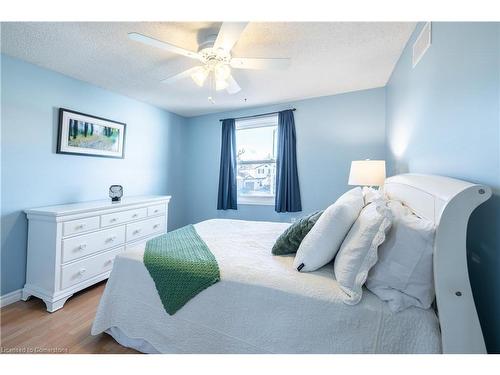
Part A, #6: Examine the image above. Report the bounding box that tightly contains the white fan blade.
[213,22,248,52]
[230,57,290,70]
[226,75,241,94]
[128,32,200,60]
[161,66,202,84]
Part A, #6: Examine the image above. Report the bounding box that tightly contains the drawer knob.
[153,224,160,229]
[76,224,86,230]
[133,229,141,235]
[105,259,114,266]
[106,236,117,243]
[132,214,138,218]
[110,218,117,222]
[78,268,86,276]
[78,244,87,251]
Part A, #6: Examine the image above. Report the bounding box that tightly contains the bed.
[91,174,491,354]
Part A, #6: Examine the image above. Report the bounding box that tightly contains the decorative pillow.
[334,200,392,305]
[293,187,364,272]
[366,200,435,312]
[272,211,323,255]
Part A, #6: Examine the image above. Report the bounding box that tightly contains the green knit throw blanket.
[144,225,220,315]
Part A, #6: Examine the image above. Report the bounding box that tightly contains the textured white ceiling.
[1,22,415,117]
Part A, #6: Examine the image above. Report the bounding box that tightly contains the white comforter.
[91,219,441,353]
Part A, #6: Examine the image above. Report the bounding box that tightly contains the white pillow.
[366,200,436,312]
[334,200,392,305]
[293,187,364,272]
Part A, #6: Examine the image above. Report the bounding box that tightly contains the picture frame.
[57,108,126,158]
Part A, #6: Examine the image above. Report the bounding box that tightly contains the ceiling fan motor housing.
[198,34,231,66]
[197,34,217,51]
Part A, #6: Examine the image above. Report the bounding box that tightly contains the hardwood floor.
[0,281,138,354]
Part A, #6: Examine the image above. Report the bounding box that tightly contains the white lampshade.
[214,63,231,81]
[191,67,209,87]
[348,160,386,187]
[215,78,229,91]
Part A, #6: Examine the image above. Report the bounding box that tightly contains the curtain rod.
[219,108,296,122]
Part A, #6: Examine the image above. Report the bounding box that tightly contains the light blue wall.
[184,87,386,224]
[1,54,187,295]
[386,22,500,352]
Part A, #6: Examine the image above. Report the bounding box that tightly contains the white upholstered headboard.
[384,173,491,354]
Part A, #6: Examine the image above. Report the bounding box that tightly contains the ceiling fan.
[128,22,290,103]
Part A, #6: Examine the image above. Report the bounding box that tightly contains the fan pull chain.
[208,70,216,104]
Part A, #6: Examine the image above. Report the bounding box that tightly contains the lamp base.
[362,186,383,204]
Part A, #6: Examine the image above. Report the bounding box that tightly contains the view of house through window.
[235,115,278,204]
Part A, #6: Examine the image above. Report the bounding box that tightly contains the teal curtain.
[217,119,237,210]
[275,110,302,212]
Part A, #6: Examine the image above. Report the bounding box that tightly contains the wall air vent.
[412,22,432,68]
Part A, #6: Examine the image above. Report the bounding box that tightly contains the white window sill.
[238,196,275,206]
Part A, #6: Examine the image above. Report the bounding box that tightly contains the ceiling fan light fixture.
[191,67,209,87]
[215,78,229,91]
[214,63,231,81]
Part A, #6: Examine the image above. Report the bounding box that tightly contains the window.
[235,115,278,205]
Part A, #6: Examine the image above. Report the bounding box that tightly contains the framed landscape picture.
[57,108,126,158]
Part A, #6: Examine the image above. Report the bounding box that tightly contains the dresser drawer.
[63,216,100,237]
[148,204,166,216]
[61,226,126,263]
[126,216,166,242]
[61,247,123,290]
[101,207,148,227]
[125,233,161,251]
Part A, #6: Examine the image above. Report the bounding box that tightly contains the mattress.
[91,219,441,353]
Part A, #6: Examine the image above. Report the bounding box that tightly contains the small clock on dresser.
[109,185,123,202]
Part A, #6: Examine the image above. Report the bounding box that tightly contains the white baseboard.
[0,289,22,308]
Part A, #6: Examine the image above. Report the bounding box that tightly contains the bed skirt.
[106,327,159,354]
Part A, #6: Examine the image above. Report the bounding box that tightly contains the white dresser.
[23,195,171,312]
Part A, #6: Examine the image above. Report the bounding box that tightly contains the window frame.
[235,115,278,206]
